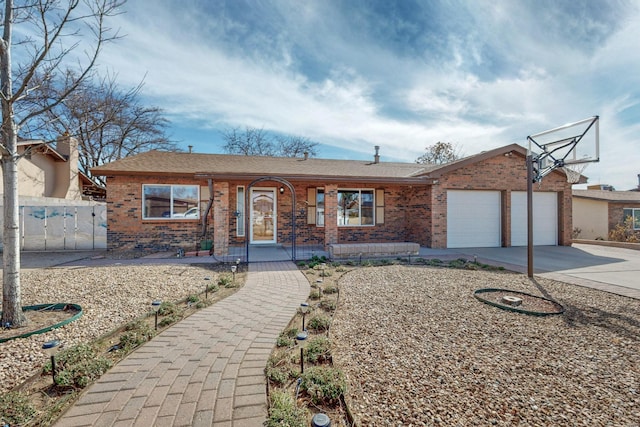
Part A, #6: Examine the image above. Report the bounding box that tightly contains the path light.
[42,340,61,385]
[231,265,237,282]
[300,302,310,331]
[296,330,309,374]
[311,413,331,427]
[151,300,162,330]
[204,276,211,299]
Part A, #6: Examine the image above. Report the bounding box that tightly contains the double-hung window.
[623,208,640,230]
[142,184,199,219]
[337,189,374,226]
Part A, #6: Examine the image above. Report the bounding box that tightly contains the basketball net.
[562,163,588,184]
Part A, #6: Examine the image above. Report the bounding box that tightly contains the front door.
[250,188,277,244]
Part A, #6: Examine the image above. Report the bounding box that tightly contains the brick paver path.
[55,261,310,427]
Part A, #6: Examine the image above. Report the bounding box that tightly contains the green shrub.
[266,390,307,427]
[285,328,299,338]
[217,274,233,287]
[45,343,112,389]
[305,336,331,363]
[206,283,220,293]
[276,331,293,348]
[322,285,338,294]
[320,300,336,312]
[119,320,155,352]
[187,294,200,304]
[159,314,181,328]
[309,290,321,300]
[307,315,331,332]
[157,301,179,316]
[0,391,36,426]
[300,367,347,405]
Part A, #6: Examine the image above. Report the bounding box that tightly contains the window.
[316,189,325,226]
[337,189,374,226]
[143,185,199,219]
[623,208,640,229]
[237,186,245,236]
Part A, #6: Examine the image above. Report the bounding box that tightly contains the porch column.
[213,181,229,256]
[324,184,338,249]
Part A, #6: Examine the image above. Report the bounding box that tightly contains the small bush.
[266,353,294,385]
[285,328,299,338]
[307,315,331,332]
[322,285,338,294]
[305,336,331,363]
[46,343,112,389]
[266,390,307,427]
[377,258,394,265]
[0,391,36,426]
[309,290,321,300]
[206,283,219,293]
[276,331,293,348]
[159,314,181,328]
[300,366,347,405]
[331,261,341,268]
[320,300,336,312]
[119,320,155,351]
[217,274,233,287]
[187,294,200,304]
[157,301,179,316]
[609,217,640,243]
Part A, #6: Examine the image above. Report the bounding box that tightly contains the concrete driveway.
[446,244,640,299]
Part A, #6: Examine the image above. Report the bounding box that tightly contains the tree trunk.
[0,0,27,327]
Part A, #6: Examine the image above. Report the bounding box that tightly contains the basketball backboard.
[527,115,599,182]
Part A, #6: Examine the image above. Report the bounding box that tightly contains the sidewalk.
[54,261,310,427]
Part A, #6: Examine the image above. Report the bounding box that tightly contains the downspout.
[201,179,214,239]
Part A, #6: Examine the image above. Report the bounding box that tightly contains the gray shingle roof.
[91,150,437,181]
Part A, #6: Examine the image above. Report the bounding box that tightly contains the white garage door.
[447,190,501,248]
[511,192,558,246]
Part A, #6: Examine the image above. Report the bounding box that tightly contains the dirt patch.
[0,307,80,341]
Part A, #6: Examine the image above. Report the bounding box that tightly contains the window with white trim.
[623,208,640,229]
[237,186,245,236]
[316,189,325,226]
[142,184,199,219]
[337,189,374,226]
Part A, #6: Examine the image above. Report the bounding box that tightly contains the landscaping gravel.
[330,265,640,426]
[0,264,215,393]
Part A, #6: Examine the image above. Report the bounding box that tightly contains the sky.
[97,0,640,190]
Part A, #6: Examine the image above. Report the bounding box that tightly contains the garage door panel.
[447,190,501,248]
[511,192,557,246]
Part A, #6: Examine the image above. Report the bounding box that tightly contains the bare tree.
[1,0,122,327]
[275,135,318,157]
[30,73,177,185]
[222,126,318,157]
[416,141,462,165]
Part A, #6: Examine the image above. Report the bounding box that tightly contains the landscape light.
[42,340,61,385]
[152,300,162,330]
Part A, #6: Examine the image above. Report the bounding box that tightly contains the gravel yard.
[331,265,640,426]
[0,264,217,393]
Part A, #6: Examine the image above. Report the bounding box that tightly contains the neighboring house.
[573,189,640,240]
[91,143,574,255]
[0,136,105,201]
[0,136,107,250]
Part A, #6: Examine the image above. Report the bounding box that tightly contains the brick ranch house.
[91,143,574,258]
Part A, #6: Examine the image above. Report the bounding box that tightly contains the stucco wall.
[573,198,608,240]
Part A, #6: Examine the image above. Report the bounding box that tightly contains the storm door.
[250,188,277,244]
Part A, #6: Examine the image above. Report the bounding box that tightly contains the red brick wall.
[427,154,572,248]
[608,202,640,239]
[104,153,573,253]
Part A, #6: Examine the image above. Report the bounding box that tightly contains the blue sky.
[99,0,640,190]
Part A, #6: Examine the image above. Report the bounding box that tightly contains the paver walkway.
[55,261,310,427]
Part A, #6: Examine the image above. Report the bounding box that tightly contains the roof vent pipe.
[637,173,640,189]
[303,151,308,160]
[374,145,380,164]
[188,145,193,153]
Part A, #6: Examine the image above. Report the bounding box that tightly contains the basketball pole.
[526,153,534,278]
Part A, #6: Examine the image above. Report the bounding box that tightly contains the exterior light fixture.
[204,276,210,299]
[231,264,237,282]
[279,186,285,194]
[300,302,310,331]
[296,330,309,373]
[42,340,61,385]
[151,300,162,330]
